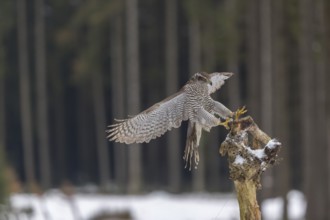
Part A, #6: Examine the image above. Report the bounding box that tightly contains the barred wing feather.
[107,92,186,144]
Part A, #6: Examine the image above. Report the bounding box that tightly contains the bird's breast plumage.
[183,81,210,121]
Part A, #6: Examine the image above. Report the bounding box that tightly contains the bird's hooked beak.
[207,78,213,86]
[222,72,234,79]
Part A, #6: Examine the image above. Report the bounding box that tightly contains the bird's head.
[191,72,212,85]
[218,72,234,80]
[211,72,233,81]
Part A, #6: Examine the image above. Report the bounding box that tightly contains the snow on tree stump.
[220,116,282,220]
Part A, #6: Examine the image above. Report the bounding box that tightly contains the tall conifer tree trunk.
[308,0,329,217]
[18,0,35,188]
[260,0,272,138]
[326,0,330,211]
[126,0,142,193]
[246,0,260,122]
[53,86,67,183]
[165,0,181,192]
[111,12,127,191]
[90,27,110,189]
[77,85,94,181]
[225,0,241,110]
[272,1,290,219]
[0,34,5,152]
[35,0,51,189]
[300,0,316,218]
[0,19,6,199]
[259,0,273,197]
[0,71,4,150]
[92,71,110,189]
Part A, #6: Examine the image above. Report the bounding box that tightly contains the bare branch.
[220,116,282,220]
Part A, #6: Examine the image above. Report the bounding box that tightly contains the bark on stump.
[220,116,282,220]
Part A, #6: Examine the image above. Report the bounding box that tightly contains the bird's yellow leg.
[234,106,247,121]
[218,106,247,129]
[218,118,231,130]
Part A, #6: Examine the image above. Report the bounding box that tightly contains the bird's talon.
[219,118,231,130]
[234,106,247,121]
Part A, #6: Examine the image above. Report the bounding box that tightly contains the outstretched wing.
[208,72,233,94]
[107,92,186,144]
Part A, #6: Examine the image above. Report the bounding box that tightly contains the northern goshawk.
[107,72,241,169]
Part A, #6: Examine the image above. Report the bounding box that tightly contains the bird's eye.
[197,75,205,81]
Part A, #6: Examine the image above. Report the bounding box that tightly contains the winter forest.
[0,0,329,219]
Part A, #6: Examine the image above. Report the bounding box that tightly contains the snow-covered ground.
[4,190,305,220]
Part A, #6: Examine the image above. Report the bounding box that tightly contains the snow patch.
[9,192,240,220]
[234,155,246,165]
[248,148,266,159]
[262,190,306,219]
[8,190,306,220]
[287,190,307,219]
[242,143,266,160]
[266,139,281,149]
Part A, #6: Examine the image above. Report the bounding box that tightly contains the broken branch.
[220,116,282,220]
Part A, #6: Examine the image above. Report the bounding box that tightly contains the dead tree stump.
[220,116,282,220]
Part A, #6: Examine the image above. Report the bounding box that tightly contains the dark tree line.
[0,0,329,218]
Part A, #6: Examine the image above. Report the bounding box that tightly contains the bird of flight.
[107,72,246,170]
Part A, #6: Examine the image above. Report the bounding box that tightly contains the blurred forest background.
[0,0,329,219]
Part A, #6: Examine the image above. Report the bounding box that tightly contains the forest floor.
[7,190,305,220]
